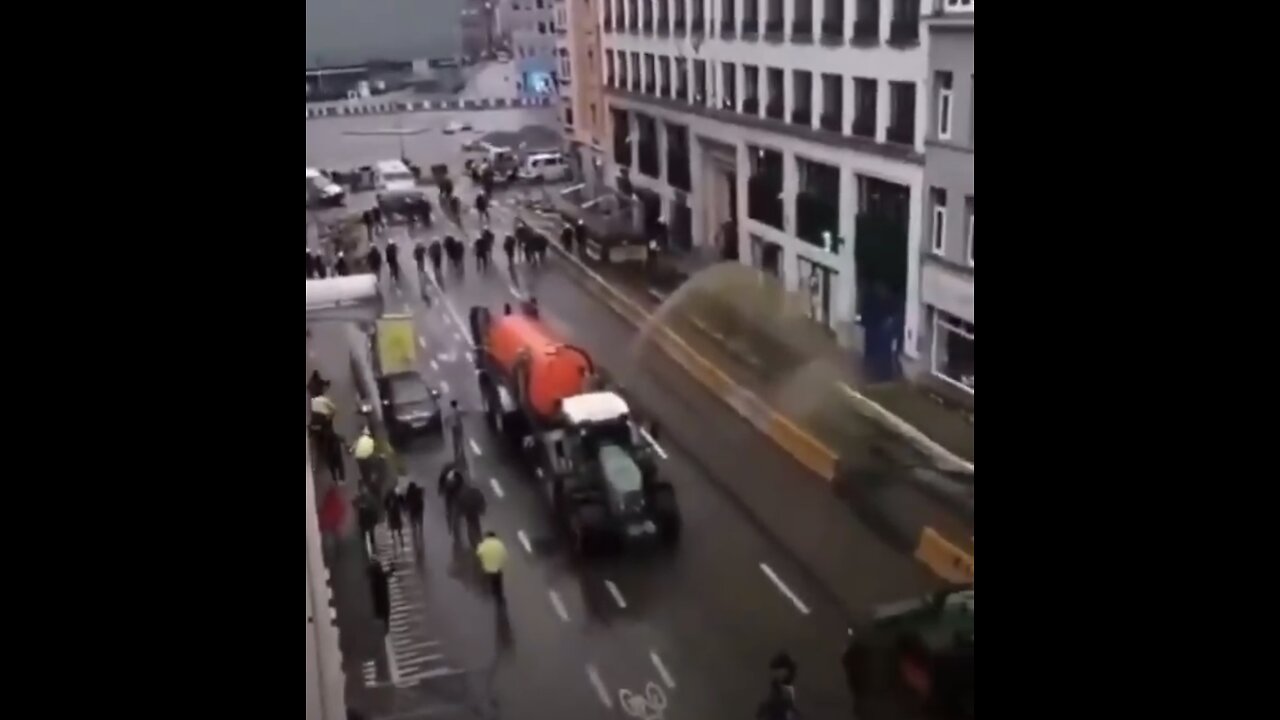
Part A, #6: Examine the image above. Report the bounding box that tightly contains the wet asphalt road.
[306,189,942,720]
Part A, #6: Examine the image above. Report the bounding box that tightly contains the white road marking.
[430,360,439,371]
[437,353,451,361]
[604,580,628,609]
[426,265,475,348]
[465,351,474,363]
[640,427,668,460]
[384,636,402,682]
[418,337,426,349]
[759,562,811,615]
[549,590,570,622]
[585,664,614,709]
[507,281,526,300]
[517,529,533,554]
[441,380,451,394]
[470,439,483,456]
[489,477,505,498]
[650,651,677,689]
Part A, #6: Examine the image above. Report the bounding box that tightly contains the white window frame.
[931,312,975,395]
[966,210,974,267]
[931,189,947,255]
[937,77,953,140]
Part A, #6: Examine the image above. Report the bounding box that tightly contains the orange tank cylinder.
[486,314,592,419]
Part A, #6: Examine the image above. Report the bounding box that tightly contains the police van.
[306,168,345,207]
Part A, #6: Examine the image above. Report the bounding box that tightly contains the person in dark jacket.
[367,558,392,635]
[437,462,465,538]
[385,490,406,554]
[428,239,444,280]
[335,252,349,277]
[413,241,427,276]
[307,249,317,279]
[307,370,329,399]
[386,239,401,284]
[405,481,425,540]
[503,234,516,266]
[356,492,380,555]
[560,225,574,253]
[367,244,383,278]
[475,192,490,224]
[455,482,488,548]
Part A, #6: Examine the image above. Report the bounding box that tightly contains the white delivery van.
[520,152,570,183]
[306,168,345,207]
[373,160,419,194]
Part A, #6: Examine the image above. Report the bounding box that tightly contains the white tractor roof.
[561,392,629,425]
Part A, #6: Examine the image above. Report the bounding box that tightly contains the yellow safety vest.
[476,538,508,574]
[353,434,376,460]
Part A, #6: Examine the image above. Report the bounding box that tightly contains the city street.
[308,175,943,718]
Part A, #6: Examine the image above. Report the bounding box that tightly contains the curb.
[536,227,974,585]
[306,96,554,121]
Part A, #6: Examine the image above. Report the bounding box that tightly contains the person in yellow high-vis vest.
[352,428,377,488]
[475,531,508,604]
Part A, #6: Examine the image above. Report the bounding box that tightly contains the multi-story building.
[462,1,499,60]
[599,0,930,360]
[506,0,560,94]
[919,0,972,397]
[559,0,611,190]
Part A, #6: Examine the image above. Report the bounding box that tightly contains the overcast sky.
[306,0,466,68]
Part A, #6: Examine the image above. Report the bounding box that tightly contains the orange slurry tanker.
[469,303,681,555]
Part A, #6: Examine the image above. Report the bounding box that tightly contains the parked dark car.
[376,372,442,445]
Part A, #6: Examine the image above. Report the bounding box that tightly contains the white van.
[306,168,345,207]
[520,152,570,183]
[373,160,419,194]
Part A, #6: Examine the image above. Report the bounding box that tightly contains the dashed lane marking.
[517,529,533,554]
[430,360,439,371]
[586,664,614,709]
[650,651,677,689]
[759,562,811,616]
[441,380,451,394]
[549,590,570,622]
[605,580,628,609]
[470,439,483,456]
[489,477,505,498]
[418,337,426,349]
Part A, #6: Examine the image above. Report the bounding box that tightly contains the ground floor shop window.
[751,234,781,277]
[932,311,974,393]
[797,255,836,329]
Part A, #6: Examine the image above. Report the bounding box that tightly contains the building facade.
[599,0,931,363]
[506,0,560,94]
[920,0,972,396]
[306,0,465,69]
[560,0,611,192]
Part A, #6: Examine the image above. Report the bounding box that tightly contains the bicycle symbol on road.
[619,682,668,720]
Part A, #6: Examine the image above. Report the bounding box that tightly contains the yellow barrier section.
[914,527,975,584]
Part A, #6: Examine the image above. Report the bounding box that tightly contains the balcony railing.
[852,18,878,42]
[765,99,784,120]
[886,123,913,145]
[721,18,736,37]
[888,18,918,44]
[742,17,759,36]
[764,19,784,40]
[791,19,812,42]
[820,112,841,132]
[791,108,811,126]
[743,97,760,114]
[820,18,842,44]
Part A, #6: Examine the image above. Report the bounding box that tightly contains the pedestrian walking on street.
[428,239,444,282]
[456,482,488,549]
[352,427,377,489]
[335,252,349,277]
[560,225,574,254]
[362,210,375,244]
[356,492,380,556]
[476,230,493,273]
[476,532,509,605]
[367,243,383,279]
[533,232,549,266]
[385,489,406,554]
[446,400,465,461]
[307,249,317,279]
[438,462,465,539]
[413,240,427,276]
[449,194,462,223]
[367,558,391,635]
[475,192,490,225]
[405,481,425,541]
[386,239,401,284]
[503,234,516,266]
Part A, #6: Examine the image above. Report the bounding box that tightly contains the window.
[930,188,947,254]
[537,0,545,7]
[591,103,598,125]
[539,21,547,33]
[965,196,974,266]
[936,71,953,140]
[932,312,974,394]
[945,0,973,9]
[566,107,575,126]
